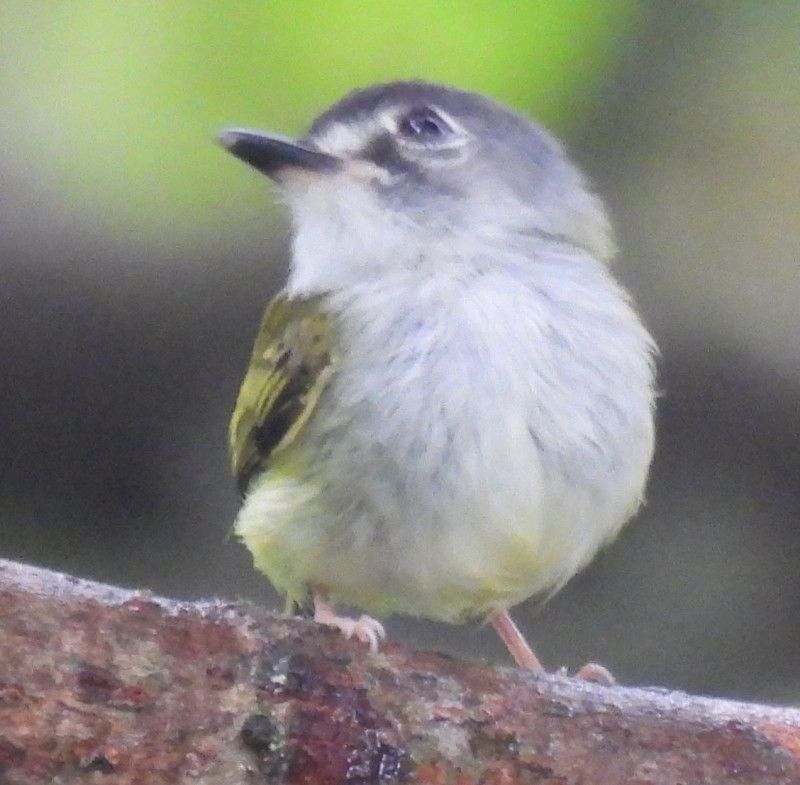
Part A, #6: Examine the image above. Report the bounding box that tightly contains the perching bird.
[219,81,656,678]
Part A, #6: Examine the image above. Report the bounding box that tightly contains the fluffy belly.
[236,475,546,622]
[236,261,655,622]
[235,405,651,623]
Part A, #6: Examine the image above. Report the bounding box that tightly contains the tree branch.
[0,558,798,784]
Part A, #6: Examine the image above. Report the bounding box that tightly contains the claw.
[313,592,386,653]
[575,662,616,685]
[348,615,386,652]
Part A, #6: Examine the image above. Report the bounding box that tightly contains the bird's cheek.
[341,159,400,189]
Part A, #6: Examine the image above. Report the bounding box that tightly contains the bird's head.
[219,81,613,293]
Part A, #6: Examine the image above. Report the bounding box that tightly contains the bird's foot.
[490,609,615,684]
[554,662,616,684]
[574,662,616,685]
[313,592,386,652]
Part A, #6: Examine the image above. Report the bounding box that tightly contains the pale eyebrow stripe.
[313,118,379,156]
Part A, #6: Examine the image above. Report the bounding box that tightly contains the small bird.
[219,81,656,679]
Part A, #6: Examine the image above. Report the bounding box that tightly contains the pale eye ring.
[397,107,452,141]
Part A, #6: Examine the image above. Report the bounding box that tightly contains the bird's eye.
[398,107,452,141]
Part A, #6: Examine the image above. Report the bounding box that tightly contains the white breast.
[264,246,657,621]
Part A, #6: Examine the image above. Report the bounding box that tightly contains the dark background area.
[1,3,798,703]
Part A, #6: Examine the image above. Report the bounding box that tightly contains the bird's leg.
[489,609,615,684]
[283,595,297,616]
[312,589,386,652]
[489,609,545,672]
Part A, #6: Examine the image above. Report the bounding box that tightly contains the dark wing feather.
[229,292,335,494]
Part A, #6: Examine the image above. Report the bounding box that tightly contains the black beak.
[217,128,339,178]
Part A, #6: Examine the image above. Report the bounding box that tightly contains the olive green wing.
[229,292,336,494]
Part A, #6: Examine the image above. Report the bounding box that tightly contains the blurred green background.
[1,2,798,703]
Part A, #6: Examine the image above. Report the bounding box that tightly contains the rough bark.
[0,558,798,785]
